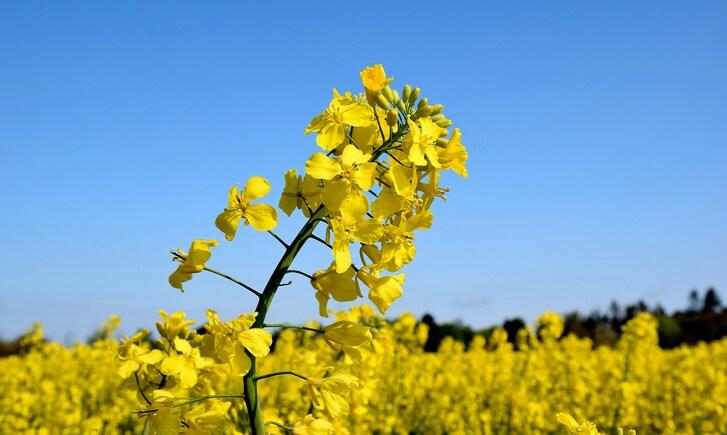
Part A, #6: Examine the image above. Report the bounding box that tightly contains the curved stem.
[263,323,324,334]
[266,421,294,431]
[134,372,151,405]
[267,231,289,248]
[203,266,262,297]
[135,393,245,414]
[254,370,308,382]
[309,234,332,249]
[285,269,315,281]
[171,251,262,297]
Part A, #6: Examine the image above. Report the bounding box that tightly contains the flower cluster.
[143,65,469,432]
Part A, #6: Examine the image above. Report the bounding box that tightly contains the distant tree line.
[2,288,725,357]
[421,287,725,351]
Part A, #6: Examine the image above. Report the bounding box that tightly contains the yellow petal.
[359,64,393,92]
[371,189,403,220]
[238,328,272,358]
[160,355,186,377]
[186,240,217,267]
[324,321,372,347]
[340,104,373,127]
[408,142,427,167]
[215,209,244,241]
[353,162,377,191]
[229,342,252,376]
[168,267,192,291]
[244,203,278,231]
[173,337,192,354]
[117,360,140,379]
[364,273,405,313]
[225,185,241,209]
[353,219,382,245]
[179,363,198,388]
[137,349,164,365]
[314,266,359,302]
[279,169,299,216]
[316,123,346,151]
[305,113,326,135]
[390,161,417,197]
[339,192,369,225]
[319,389,350,420]
[321,179,351,214]
[316,290,331,317]
[406,211,433,232]
[147,407,181,435]
[333,240,352,274]
[340,145,367,168]
[306,153,341,180]
[242,176,271,203]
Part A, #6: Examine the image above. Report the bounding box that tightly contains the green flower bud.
[402,84,412,102]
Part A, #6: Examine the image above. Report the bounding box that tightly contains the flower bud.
[375,94,390,110]
[382,87,395,103]
[417,97,429,110]
[408,87,421,105]
[429,104,443,115]
[413,106,432,118]
[385,109,398,127]
[435,118,452,128]
[402,84,412,102]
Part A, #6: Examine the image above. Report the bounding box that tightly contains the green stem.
[243,205,328,435]
[202,265,262,297]
[135,393,245,414]
[170,251,262,297]
[254,371,308,382]
[285,269,316,280]
[267,230,289,248]
[263,323,324,334]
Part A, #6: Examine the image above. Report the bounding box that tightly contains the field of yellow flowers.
[1,309,725,434]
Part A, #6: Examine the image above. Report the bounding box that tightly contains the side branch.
[263,323,324,334]
[254,371,308,382]
[267,230,289,248]
[170,251,262,297]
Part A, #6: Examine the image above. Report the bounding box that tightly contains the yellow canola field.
[1,311,725,435]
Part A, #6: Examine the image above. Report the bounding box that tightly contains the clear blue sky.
[1,2,725,341]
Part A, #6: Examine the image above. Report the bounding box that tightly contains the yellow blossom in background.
[1,310,725,433]
[293,414,334,435]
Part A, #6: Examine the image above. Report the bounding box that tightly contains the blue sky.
[1,2,725,341]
